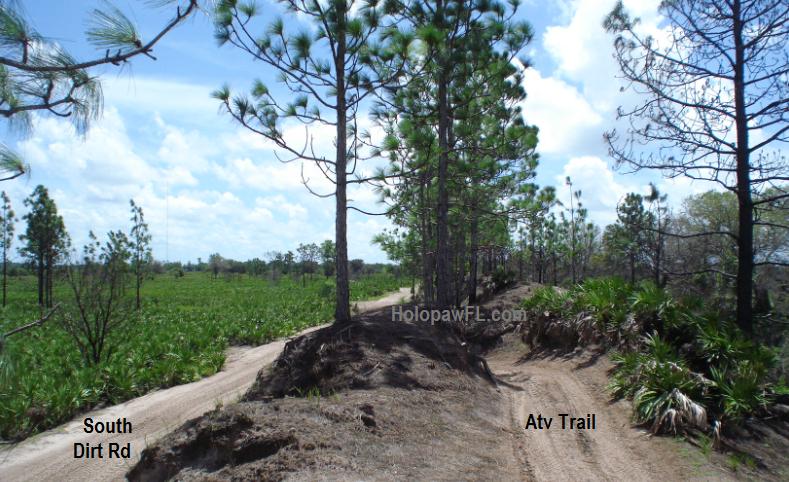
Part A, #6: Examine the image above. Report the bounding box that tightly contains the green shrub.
[575,279,631,322]
[629,335,709,433]
[522,286,573,318]
[711,364,769,420]
[630,281,679,331]
[523,277,781,436]
[609,350,648,399]
[491,267,516,290]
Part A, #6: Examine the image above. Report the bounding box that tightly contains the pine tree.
[0,191,14,306]
[213,0,410,322]
[129,199,152,310]
[19,185,68,308]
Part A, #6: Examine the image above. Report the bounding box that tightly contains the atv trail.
[489,346,731,481]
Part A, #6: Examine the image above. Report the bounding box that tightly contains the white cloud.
[12,103,391,263]
[253,195,308,220]
[213,157,335,193]
[22,108,154,188]
[521,68,604,156]
[526,0,665,157]
[348,215,391,261]
[155,118,216,172]
[543,0,663,107]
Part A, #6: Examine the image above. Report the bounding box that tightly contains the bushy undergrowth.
[0,273,404,440]
[522,278,783,439]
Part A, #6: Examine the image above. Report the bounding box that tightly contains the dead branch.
[3,302,61,338]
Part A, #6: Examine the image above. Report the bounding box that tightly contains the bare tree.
[62,231,131,366]
[604,0,789,334]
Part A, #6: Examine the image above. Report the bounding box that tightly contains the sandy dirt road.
[353,286,411,313]
[0,288,411,482]
[488,347,733,482]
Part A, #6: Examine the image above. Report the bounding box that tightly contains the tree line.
[203,243,391,281]
[368,0,788,341]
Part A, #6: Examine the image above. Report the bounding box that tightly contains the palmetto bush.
[522,285,573,317]
[524,278,782,438]
[711,365,769,421]
[629,281,679,332]
[575,277,632,328]
[619,335,710,433]
[522,285,599,348]
[610,334,709,434]
[695,319,776,373]
[523,279,640,349]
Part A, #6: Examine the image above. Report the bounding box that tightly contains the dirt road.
[0,288,410,482]
[489,346,732,482]
[353,286,411,313]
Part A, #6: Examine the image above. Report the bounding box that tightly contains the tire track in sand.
[489,349,733,482]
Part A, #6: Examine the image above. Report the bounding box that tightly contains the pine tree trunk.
[654,224,662,287]
[518,235,524,280]
[630,252,635,284]
[732,0,753,335]
[45,264,51,307]
[2,245,7,307]
[136,264,142,310]
[36,253,44,307]
[455,219,466,306]
[436,70,451,308]
[419,180,434,306]
[333,12,350,324]
[468,202,479,304]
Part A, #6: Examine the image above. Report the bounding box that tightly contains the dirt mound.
[128,309,509,481]
[127,408,296,481]
[244,310,493,399]
[128,386,518,482]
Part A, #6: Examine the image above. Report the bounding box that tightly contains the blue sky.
[4,0,719,263]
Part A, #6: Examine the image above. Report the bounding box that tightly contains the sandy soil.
[127,307,505,481]
[0,288,410,482]
[352,287,411,313]
[488,344,734,481]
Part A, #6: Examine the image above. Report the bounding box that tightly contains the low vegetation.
[0,272,404,440]
[522,279,786,439]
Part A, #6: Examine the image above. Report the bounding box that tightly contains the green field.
[0,272,406,440]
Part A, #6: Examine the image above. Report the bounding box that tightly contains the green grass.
[0,272,405,440]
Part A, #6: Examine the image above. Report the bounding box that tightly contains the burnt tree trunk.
[733,0,753,335]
